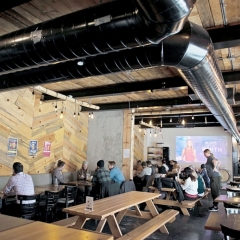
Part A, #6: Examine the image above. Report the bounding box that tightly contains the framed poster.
[43,141,51,157]
[29,140,38,156]
[7,138,18,156]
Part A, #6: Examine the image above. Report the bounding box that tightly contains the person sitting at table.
[3,162,35,215]
[135,160,143,174]
[146,160,157,175]
[77,161,92,196]
[52,160,66,185]
[108,161,125,185]
[179,167,198,200]
[91,160,112,198]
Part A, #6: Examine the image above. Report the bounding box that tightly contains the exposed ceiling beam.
[208,24,240,50]
[81,97,201,111]
[44,71,240,101]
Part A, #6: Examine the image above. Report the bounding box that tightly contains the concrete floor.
[83,193,224,240]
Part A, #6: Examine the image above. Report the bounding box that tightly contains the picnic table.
[214,195,240,204]
[63,191,177,238]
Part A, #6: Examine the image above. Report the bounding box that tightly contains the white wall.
[144,127,233,175]
[87,110,124,171]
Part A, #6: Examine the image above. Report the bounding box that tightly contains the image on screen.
[176,136,228,163]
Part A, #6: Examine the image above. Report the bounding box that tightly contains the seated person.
[167,161,181,177]
[3,162,35,216]
[108,161,125,185]
[135,160,143,174]
[146,160,157,175]
[91,160,112,198]
[179,167,198,200]
[162,159,169,172]
[134,161,152,190]
[52,160,66,185]
[77,161,92,196]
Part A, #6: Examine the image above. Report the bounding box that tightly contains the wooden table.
[205,204,240,231]
[214,195,240,204]
[63,191,162,238]
[34,184,66,193]
[66,180,92,187]
[0,214,33,232]
[0,221,113,240]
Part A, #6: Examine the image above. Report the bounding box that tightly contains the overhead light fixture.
[170,117,172,123]
[77,59,85,66]
[73,112,76,118]
[205,116,207,124]
[192,115,194,120]
[149,120,152,125]
[182,118,185,125]
[60,110,63,119]
[144,129,146,135]
[54,101,58,112]
[91,112,94,119]
[139,125,142,132]
[40,94,44,104]
[154,131,157,137]
[160,117,162,128]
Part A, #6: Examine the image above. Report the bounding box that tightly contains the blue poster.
[29,140,38,156]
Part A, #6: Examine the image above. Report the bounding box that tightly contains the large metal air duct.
[1,21,238,141]
[0,0,195,74]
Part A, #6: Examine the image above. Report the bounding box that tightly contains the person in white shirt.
[137,161,152,178]
[3,162,35,216]
[179,167,198,200]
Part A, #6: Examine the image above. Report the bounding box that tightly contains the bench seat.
[52,216,79,227]
[118,209,179,240]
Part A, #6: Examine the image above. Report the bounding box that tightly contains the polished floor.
[83,193,224,240]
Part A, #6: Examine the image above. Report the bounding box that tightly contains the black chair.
[38,191,60,222]
[17,194,41,220]
[0,198,2,213]
[57,186,78,218]
[220,224,240,240]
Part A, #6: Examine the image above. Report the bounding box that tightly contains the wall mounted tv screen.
[176,136,228,163]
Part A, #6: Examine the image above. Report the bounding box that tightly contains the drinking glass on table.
[86,174,91,181]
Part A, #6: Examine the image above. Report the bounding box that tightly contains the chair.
[220,224,240,240]
[17,194,41,220]
[38,191,60,222]
[99,182,120,199]
[120,180,136,193]
[57,186,78,218]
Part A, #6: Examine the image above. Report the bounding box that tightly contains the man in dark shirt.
[91,160,112,198]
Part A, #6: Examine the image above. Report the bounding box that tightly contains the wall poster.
[43,141,51,157]
[29,140,38,156]
[7,138,18,156]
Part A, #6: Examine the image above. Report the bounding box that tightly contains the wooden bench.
[52,216,79,227]
[153,191,209,216]
[118,209,179,240]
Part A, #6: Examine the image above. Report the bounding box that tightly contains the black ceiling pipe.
[0,0,195,74]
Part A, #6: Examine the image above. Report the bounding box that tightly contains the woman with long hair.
[182,139,197,162]
[52,160,66,184]
[204,149,221,212]
[179,167,198,200]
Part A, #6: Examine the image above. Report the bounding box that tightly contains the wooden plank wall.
[133,125,144,169]
[0,88,88,176]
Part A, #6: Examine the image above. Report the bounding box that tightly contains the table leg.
[116,209,128,224]
[106,215,122,238]
[146,200,158,217]
[166,192,171,200]
[96,219,107,232]
[74,216,87,229]
[180,208,190,216]
[159,225,169,234]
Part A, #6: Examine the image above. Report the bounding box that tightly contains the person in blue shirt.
[108,161,125,185]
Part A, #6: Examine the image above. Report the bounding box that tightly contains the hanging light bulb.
[192,115,194,120]
[182,118,185,125]
[139,125,142,132]
[149,120,152,125]
[170,117,172,123]
[160,117,162,128]
[73,112,76,118]
[40,94,44,104]
[54,102,58,112]
[150,129,152,137]
[154,131,157,137]
[159,128,162,135]
[60,111,63,119]
[88,113,91,118]
[91,112,94,119]
[144,129,146,135]
[205,116,207,124]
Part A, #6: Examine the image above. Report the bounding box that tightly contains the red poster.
[43,141,51,157]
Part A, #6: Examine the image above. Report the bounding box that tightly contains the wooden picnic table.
[214,195,240,204]
[221,185,240,191]
[205,204,240,231]
[63,191,163,238]
[0,214,33,232]
[0,221,113,240]
[34,184,66,193]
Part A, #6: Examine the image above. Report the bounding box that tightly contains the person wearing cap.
[77,161,92,197]
[108,161,125,185]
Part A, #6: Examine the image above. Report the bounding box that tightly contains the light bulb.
[192,115,194,120]
[89,113,91,118]
[60,111,63,119]
[73,112,76,118]
[139,127,142,132]
[170,117,172,123]
[40,100,42,104]
[149,120,152,125]
[91,112,94,119]
[182,119,185,125]
[154,133,156,137]
[160,118,162,127]
[205,117,207,124]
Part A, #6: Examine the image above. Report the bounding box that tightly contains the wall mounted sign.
[29,140,38,156]
[7,138,18,156]
[43,141,51,157]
